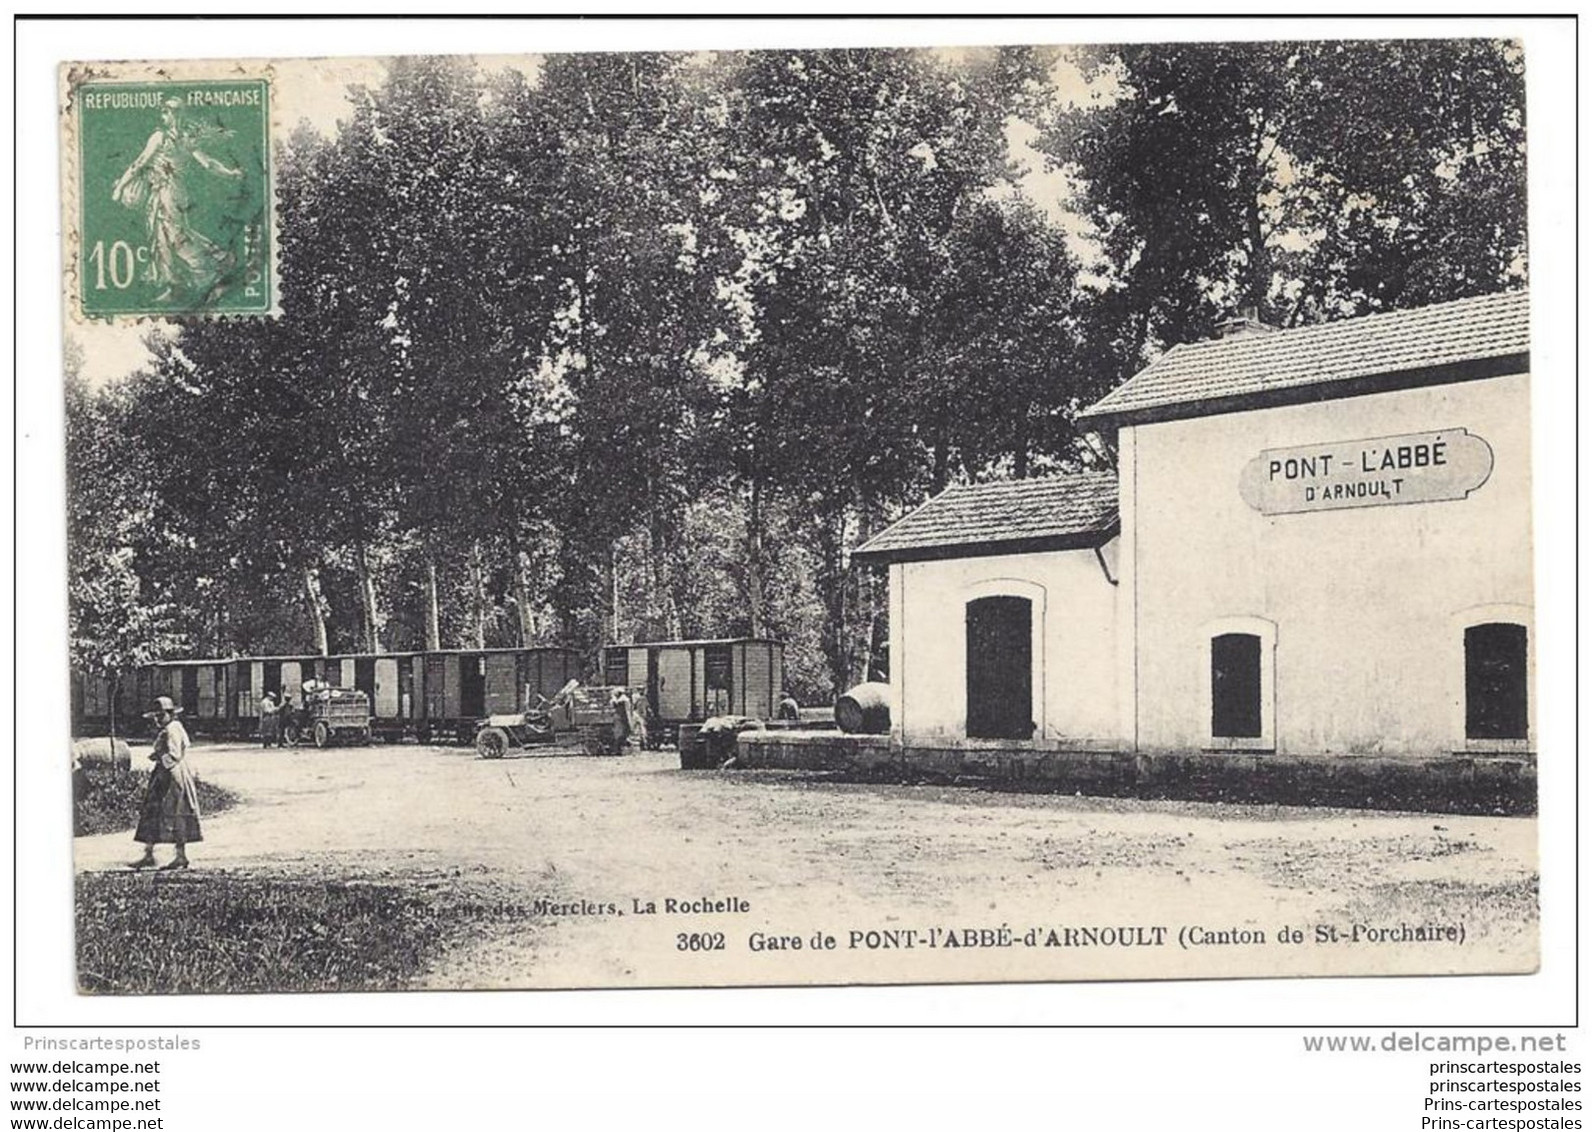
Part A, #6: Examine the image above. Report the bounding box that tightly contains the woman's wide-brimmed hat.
[143,695,183,720]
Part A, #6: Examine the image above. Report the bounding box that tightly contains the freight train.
[74,637,788,746]
[71,646,581,743]
[602,638,784,745]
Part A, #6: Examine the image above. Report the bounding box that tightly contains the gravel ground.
[74,741,1539,989]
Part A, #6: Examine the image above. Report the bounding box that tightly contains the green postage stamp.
[69,75,274,319]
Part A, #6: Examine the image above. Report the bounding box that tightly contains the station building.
[852,289,1533,765]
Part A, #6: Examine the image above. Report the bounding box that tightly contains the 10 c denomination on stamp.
[74,78,273,319]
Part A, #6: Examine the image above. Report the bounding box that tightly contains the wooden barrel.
[835,682,891,734]
[677,723,707,769]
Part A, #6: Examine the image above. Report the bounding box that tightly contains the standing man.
[259,691,279,748]
[130,696,202,870]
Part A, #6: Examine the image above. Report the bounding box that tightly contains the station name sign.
[1239,429,1493,515]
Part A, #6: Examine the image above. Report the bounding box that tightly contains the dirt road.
[74,741,1538,989]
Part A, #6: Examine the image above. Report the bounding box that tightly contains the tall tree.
[1043,38,1527,380]
[535,52,734,650]
[727,47,1057,690]
[65,344,186,732]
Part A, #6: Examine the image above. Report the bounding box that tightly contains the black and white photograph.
[51,31,1546,997]
[11,11,1584,1130]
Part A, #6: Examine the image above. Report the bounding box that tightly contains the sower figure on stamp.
[130,696,202,871]
[110,97,242,303]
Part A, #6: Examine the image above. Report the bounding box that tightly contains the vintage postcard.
[60,40,1537,994]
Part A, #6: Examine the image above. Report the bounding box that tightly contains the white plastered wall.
[891,546,1120,749]
[1121,372,1533,756]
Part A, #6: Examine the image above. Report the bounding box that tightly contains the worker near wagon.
[259,691,280,748]
[129,696,202,871]
[627,687,649,748]
[778,691,800,723]
[277,690,299,745]
[610,687,633,749]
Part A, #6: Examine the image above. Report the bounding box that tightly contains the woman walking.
[129,696,202,871]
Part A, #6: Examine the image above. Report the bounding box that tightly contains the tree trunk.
[867,600,889,682]
[745,473,766,639]
[470,541,488,650]
[647,499,680,641]
[302,564,330,656]
[512,542,537,646]
[354,543,382,653]
[665,523,686,641]
[1013,405,1031,480]
[855,490,887,685]
[423,556,442,651]
[610,544,621,643]
[1246,143,1270,316]
[812,499,852,697]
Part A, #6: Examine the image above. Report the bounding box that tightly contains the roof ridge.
[1079,289,1529,426]
[853,470,1120,563]
[1171,289,1527,351]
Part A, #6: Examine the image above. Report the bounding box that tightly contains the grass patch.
[76,870,536,994]
[73,763,237,838]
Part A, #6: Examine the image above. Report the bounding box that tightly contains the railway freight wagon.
[233,647,581,742]
[227,653,404,740]
[71,646,582,742]
[70,671,141,738]
[130,658,243,738]
[602,638,784,744]
[413,647,582,744]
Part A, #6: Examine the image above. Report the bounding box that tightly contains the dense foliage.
[66,42,1526,702]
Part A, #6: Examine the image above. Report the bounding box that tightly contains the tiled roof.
[852,471,1118,564]
[1078,289,1529,426]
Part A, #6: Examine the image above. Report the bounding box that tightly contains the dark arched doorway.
[966,595,1033,740]
[1465,622,1528,741]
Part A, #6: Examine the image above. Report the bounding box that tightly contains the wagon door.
[603,647,628,689]
[373,658,399,720]
[281,661,303,706]
[237,662,256,724]
[625,648,647,698]
[484,653,517,714]
[458,655,484,719]
[737,641,775,719]
[655,646,694,723]
[354,657,377,707]
[179,666,199,718]
[705,644,732,717]
[196,665,217,721]
[424,655,448,722]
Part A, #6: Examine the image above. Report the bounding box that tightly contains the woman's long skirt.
[133,765,203,845]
